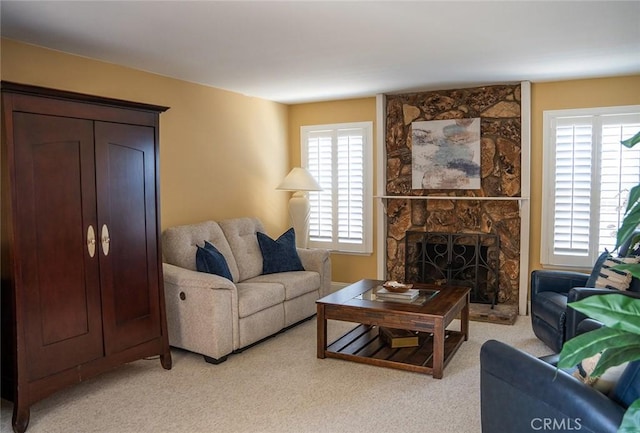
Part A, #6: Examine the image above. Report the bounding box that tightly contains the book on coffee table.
[376,287,419,301]
[379,326,420,348]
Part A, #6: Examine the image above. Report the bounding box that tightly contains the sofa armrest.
[531,269,589,299]
[297,248,332,297]
[576,318,604,334]
[162,263,236,291]
[162,263,239,359]
[480,339,625,433]
[568,287,640,302]
[565,288,640,340]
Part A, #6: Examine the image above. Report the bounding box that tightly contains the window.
[301,122,373,253]
[541,106,640,268]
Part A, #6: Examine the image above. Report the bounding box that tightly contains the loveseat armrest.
[531,269,589,299]
[297,248,332,297]
[162,263,239,360]
[480,339,625,433]
[565,288,640,341]
[162,262,236,290]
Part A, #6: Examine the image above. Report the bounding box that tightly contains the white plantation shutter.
[599,120,640,251]
[542,107,640,268]
[307,131,333,242]
[337,129,364,244]
[552,119,593,258]
[302,122,372,253]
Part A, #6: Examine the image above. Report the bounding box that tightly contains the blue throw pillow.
[586,251,610,287]
[196,241,233,280]
[257,228,304,274]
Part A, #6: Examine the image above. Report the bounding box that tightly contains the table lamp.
[276,167,322,248]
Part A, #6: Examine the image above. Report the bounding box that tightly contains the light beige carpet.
[1,316,550,433]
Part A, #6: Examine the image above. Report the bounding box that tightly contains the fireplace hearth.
[404,231,500,306]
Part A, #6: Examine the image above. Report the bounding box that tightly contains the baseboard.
[330,281,349,293]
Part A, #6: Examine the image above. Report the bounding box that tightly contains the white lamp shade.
[276,167,321,248]
[276,167,322,191]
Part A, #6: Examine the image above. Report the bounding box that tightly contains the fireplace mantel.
[375,195,529,201]
[375,196,530,214]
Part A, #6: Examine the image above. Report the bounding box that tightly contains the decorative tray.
[382,281,414,293]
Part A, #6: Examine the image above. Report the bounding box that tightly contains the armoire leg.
[160,350,172,370]
[12,404,29,433]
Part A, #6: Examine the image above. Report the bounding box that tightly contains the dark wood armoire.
[1,82,172,433]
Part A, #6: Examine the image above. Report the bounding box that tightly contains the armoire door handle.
[87,225,96,258]
[101,224,110,256]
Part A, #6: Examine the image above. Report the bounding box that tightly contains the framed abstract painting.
[411,118,481,190]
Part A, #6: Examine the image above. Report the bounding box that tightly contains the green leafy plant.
[615,131,640,279]
[558,294,640,432]
[558,130,640,433]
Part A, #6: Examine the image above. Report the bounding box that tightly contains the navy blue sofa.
[530,239,640,352]
[480,339,640,433]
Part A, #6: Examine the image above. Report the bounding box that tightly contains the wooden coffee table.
[316,279,470,378]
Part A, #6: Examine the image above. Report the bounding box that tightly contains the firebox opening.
[404,231,500,307]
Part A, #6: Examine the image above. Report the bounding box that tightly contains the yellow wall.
[4,38,638,286]
[0,38,291,235]
[288,99,378,283]
[529,75,640,274]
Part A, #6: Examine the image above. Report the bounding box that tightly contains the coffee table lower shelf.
[325,324,465,375]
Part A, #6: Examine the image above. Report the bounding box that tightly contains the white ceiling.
[2,1,639,104]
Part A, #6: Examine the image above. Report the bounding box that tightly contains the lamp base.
[289,191,310,248]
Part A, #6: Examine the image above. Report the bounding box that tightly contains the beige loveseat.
[161,217,331,363]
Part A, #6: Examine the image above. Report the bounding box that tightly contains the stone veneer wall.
[385,84,521,305]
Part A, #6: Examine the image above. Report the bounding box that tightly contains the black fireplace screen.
[404,231,500,306]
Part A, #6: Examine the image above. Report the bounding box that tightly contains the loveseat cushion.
[162,221,239,280]
[257,228,304,274]
[236,282,285,318]
[245,271,320,300]
[219,217,265,281]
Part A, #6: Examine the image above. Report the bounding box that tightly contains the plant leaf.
[621,131,640,148]
[624,184,640,217]
[592,344,640,377]
[616,202,640,250]
[568,294,640,334]
[557,327,639,369]
[618,398,640,433]
[613,263,640,280]
[629,233,640,254]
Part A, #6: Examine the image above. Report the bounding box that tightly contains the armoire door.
[94,121,162,354]
[12,113,104,380]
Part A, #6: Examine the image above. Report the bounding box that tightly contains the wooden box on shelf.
[378,326,420,348]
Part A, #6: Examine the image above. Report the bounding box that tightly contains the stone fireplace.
[384,84,522,320]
